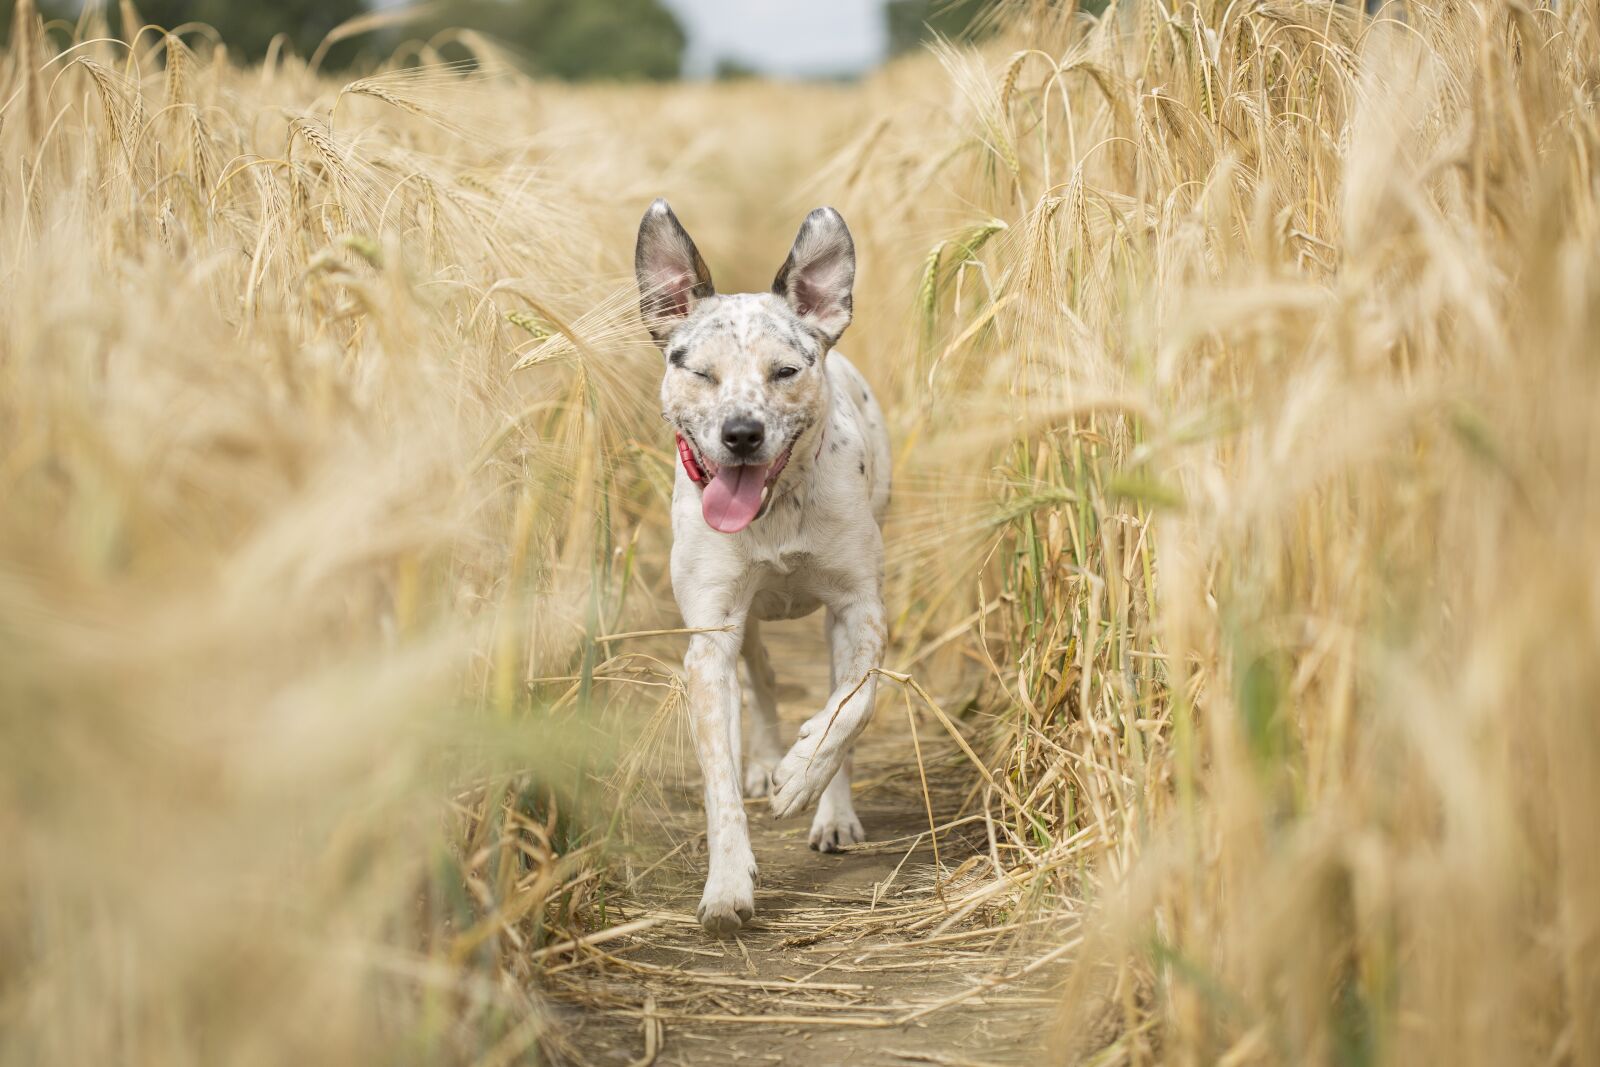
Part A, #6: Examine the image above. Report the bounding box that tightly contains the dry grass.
[3,0,1599,1064]
[873,3,1600,1065]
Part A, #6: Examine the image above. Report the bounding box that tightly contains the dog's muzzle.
[675,430,820,535]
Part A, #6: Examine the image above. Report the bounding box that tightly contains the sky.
[659,0,889,79]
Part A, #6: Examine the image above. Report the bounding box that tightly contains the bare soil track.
[542,620,1068,1066]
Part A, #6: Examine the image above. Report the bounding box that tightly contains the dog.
[635,200,890,936]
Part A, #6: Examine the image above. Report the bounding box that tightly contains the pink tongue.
[701,463,770,533]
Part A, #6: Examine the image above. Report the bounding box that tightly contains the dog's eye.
[690,368,715,383]
[772,366,800,381]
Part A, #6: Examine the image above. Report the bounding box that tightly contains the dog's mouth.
[688,438,795,535]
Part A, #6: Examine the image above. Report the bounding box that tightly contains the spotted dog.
[635,200,890,936]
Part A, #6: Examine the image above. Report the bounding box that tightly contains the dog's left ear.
[773,207,855,346]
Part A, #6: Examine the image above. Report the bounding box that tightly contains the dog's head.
[635,200,855,534]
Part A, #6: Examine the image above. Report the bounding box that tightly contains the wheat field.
[3,0,1598,1064]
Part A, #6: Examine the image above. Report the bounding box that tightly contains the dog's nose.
[721,417,766,459]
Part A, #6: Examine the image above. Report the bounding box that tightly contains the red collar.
[676,429,824,486]
[676,433,708,485]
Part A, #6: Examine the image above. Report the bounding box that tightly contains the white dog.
[635,200,890,936]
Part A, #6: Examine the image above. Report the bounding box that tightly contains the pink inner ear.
[794,279,820,317]
[651,268,693,317]
[788,244,848,321]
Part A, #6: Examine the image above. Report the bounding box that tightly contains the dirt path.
[542,620,1067,1066]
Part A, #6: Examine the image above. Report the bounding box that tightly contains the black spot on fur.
[755,316,816,365]
[830,441,839,453]
[858,461,866,475]
[788,324,817,365]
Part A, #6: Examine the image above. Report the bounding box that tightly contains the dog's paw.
[743,749,781,799]
[769,724,847,819]
[808,808,865,853]
[696,861,757,938]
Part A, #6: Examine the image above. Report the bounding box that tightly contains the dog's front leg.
[769,594,885,820]
[684,626,758,936]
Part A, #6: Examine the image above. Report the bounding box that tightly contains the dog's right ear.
[635,199,715,346]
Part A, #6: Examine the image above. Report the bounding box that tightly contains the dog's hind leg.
[808,608,866,851]
[809,752,862,851]
[740,619,785,799]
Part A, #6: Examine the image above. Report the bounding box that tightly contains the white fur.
[636,201,889,936]
[671,348,890,935]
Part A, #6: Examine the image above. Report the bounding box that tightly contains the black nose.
[721,417,765,459]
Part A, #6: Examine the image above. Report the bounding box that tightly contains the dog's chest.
[735,499,854,620]
[748,567,823,621]
[743,500,822,575]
